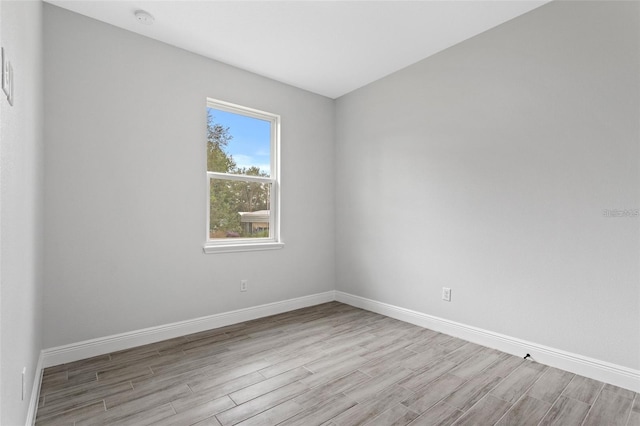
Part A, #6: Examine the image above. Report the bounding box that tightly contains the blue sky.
[208,107,271,175]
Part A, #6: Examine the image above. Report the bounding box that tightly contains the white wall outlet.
[21,367,26,401]
[240,280,248,292]
[442,287,451,302]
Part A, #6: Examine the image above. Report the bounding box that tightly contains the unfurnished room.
[0,0,639,425]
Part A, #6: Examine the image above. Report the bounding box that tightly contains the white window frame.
[204,98,283,254]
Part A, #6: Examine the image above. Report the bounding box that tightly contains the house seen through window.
[205,99,281,253]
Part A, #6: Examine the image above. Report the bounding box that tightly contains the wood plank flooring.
[35,302,639,426]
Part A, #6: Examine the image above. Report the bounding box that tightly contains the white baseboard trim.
[40,291,335,368]
[25,352,44,426]
[27,291,333,425]
[26,287,638,426]
[335,291,640,393]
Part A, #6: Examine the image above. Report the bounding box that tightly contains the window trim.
[203,98,283,254]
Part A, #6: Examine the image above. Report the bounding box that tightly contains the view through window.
[206,99,280,248]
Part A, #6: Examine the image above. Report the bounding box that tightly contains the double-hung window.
[204,98,282,253]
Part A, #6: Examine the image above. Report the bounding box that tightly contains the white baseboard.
[335,291,640,393]
[40,291,335,368]
[25,352,44,426]
[27,291,333,425]
[27,288,638,425]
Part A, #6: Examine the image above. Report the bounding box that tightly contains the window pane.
[209,178,272,239]
[207,107,271,177]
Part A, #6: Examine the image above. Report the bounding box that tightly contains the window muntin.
[205,99,281,253]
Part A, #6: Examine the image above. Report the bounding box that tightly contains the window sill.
[203,241,284,254]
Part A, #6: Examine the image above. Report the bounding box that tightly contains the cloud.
[231,154,271,174]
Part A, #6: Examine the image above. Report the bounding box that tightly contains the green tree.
[207,112,241,236]
[207,113,271,238]
[236,166,270,213]
[207,111,236,173]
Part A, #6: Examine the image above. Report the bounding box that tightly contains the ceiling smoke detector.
[134,10,154,25]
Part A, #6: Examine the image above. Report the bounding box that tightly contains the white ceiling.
[45,0,550,99]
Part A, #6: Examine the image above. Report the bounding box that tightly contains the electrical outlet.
[240,280,248,292]
[21,367,26,401]
[442,287,451,302]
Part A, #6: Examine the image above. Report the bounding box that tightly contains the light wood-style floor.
[36,302,639,426]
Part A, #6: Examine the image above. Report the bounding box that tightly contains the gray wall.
[43,4,335,348]
[335,1,639,370]
[41,0,640,375]
[0,1,44,424]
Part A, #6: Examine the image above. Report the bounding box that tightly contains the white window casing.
[204,98,283,254]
